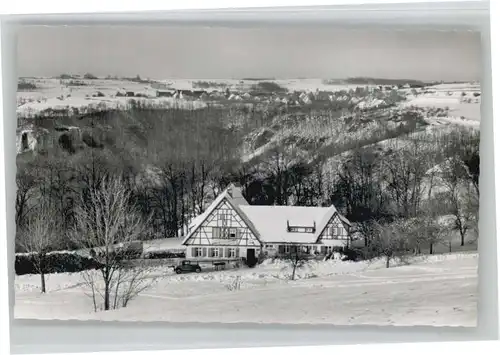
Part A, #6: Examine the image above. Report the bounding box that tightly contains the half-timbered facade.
[181,184,351,260]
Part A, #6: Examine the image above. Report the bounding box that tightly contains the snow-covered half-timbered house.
[181,184,352,261]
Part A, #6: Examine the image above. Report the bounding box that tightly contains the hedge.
[15,252,103,275]
[144,250,186,259]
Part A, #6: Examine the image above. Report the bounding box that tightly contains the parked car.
[174,260,202,274]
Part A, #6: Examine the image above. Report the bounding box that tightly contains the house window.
[228,248,236,258]
[218,211,230,226]
[213,227,238,239]
[284,245,291,253]
[195,247,203,257]
[331,226,343,239]
[211,248,219,258]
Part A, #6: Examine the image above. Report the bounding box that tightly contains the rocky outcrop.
[16,124,84,155]
[16,125,50,154]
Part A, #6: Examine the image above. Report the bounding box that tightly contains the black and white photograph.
[14,25,480,326]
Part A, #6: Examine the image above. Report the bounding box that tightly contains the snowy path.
[14,254,477,326]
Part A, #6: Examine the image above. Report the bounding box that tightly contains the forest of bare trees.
[16,100,480,269]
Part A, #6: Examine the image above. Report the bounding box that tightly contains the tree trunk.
[449,241,452,253]
[40,271,46,293]
[103,266,110,311]
[386,255,390,268]
[104,283,110,311]
[39,254,46,293]
[429,243,433,255]
[460,230,465,246]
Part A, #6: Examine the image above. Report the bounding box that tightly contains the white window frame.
[212,248,219,258]
[284,245,291,253]
[228,248,236,258]
[195,247,203,257]
[229,227,237,238]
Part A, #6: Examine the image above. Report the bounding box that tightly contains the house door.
[246,248,255,261]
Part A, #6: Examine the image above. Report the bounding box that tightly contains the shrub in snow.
[224,276,242,291]
[144,250,185,259]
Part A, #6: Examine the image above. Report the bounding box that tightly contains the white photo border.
[1,1,498,355]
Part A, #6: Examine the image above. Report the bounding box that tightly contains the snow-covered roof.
[239,205,334,244]
[182,183,352,246]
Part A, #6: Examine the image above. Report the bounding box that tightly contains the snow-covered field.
[16,78,207,116]
[15,252,477,326]
[401,82,481,125]
[17,78,481,130]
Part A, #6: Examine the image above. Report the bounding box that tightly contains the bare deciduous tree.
[372,220,412,268]
[70,176,152,311]
[383,139,429,218]
[440,157,476,246]
[404,215,441,255]
[18,199,58,293]
[286,247,308,280]
[15,164,38,232]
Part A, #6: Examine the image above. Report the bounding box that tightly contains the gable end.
[182,197,261,247]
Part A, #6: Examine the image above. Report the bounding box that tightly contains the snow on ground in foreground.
[15,252,477,326]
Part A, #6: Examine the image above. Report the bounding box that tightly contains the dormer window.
[286,220,316,233]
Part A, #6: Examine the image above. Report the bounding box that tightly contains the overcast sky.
[17,25,482,81]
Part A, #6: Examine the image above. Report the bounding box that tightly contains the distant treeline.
[241,78,276,81]
[323,77,439,87]
[192,81,228,89]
